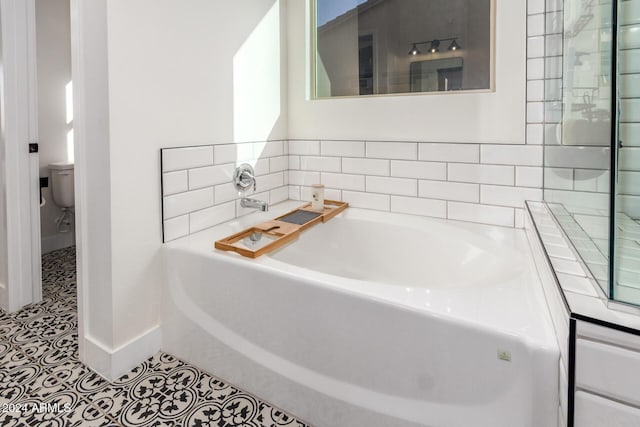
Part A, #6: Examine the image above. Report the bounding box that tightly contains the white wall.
[103,0,288,351]
[35,0,74,252]
[288,0,525,143]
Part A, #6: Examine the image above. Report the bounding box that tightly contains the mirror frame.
[309,0,496,99]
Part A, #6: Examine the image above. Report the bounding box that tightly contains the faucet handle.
[233,163,256,192]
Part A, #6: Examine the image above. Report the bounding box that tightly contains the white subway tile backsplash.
[527,124,544,145]
[366,141,417,160]
[516,166,544,188]
[189,201,236,234]
[162,170,188,196]
[214,182,240,204]
[289,170,321,186]
[545,56,562,79]
[342,158,390,176]
[257,172,285,192]
[621,24,640,50]
[213,144,237,165]
[545,168,574,190]
[252,158,270,176]
[390,160,447,180]
[255,140,284,158]
[528,36,545,59]
[482,145,543,166]
[342,191,390,211]
[545,78,562,102]
[619,147,640,171]
[321,140,365,157]
[619,171,640,196]
[163,187,214,219]
[270,156,289,173]
[324,188,342,201]
[163,215,189,242]
[391,196,446,218]
[528,13,545,37]
[289,140,320,155]
[574,170,610,193]
[621,0,640,26]
[545,123,561,144]
[545,11,564,35]
[289,155,301,170]
[162,146,213,172]
[448,202,515,227]
[546,0,562,12]
[419,180,479,203]
[544,101,562,123]
[527,80,545,102]
[621,74,640,99]
[299,156,342,172]
[481,185,543,208]
[189,163,235,190]
[321,173,365,191]
[621,124,640,146]
[528,58,545,80]
[289,185,301,200]
[621,49,640,74]
[213,143,255,164]
[448,163,514,185]
[544,189,609,211]
[366,176,417,197]
[527,102,544,123]
[162,127,553,241]
[545,146,610,169]
[270,186,289,205]
[418,143,479,163]
[528,0,545,15]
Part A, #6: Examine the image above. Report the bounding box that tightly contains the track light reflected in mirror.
[408,37,460,56]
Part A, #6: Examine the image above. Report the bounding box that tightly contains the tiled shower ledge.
[526,201,640,332]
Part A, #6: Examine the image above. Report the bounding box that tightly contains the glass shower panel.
[613,0,640,305]
[544,0,613,295]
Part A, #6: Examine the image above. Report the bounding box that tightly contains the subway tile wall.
[535,0,613,213]
[161,141,289,242]
[619,0,640,218]
[161,139,545,241]
[287,140,542,228]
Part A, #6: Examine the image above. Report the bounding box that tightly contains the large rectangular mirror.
[313,0,494,98]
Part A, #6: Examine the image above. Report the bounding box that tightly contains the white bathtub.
[162,201,559,427]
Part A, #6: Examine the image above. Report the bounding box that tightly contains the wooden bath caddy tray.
[214,200,348,258]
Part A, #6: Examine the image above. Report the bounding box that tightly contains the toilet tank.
[49,162,75,208]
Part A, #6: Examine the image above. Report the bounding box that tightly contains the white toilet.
[48,162,74,232]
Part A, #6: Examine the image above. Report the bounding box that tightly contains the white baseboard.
[41,232,75,254]
[82,325,162,381]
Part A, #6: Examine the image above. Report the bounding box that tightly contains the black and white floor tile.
[0,246,311,427]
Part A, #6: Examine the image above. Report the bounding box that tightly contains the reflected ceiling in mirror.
[313,0,494,98]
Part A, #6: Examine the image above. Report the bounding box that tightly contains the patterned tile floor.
[0,246,310,427]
